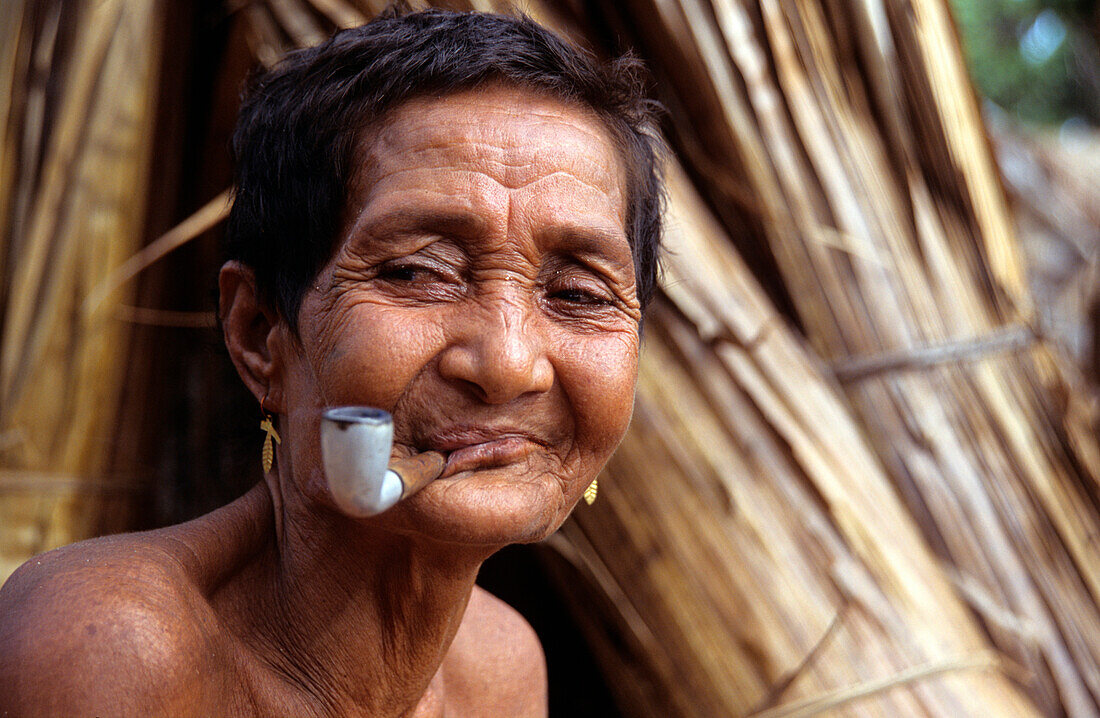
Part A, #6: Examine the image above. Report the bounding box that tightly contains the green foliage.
[951,0,1099,127]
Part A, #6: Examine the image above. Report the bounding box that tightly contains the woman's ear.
[219,261,283,407]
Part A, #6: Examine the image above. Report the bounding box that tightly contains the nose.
[437,292,554,404]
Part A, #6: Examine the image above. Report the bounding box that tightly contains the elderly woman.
[0,8,662,716]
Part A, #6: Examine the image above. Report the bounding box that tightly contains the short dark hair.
[225,8,664,329]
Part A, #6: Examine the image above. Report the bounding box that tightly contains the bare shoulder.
[443,585,548,717]
[0,534,219,717]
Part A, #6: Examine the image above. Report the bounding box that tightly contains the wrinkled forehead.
[342,85,629,227]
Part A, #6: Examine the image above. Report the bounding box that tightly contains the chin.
[383,467,579,547]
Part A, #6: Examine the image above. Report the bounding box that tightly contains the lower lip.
[440,437,538,478]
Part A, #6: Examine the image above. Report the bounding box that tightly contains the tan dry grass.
[590,0,1100,712]
[0,0,164,579]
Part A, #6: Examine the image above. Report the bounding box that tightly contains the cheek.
[312,302,444,410]
[557,329,639,456]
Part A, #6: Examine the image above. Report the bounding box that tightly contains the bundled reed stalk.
[582,0,1100,713]
[0,1,165,580]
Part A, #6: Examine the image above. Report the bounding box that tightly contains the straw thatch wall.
[0,0,164,580]
[2,1,1097,715]
[581,2,1100,712]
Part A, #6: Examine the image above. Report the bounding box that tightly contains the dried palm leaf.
[585,0,1100,712]
[0,0,164,580]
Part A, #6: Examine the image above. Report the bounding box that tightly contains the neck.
[244,477,495,717]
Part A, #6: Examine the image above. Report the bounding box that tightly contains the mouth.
[428,429,546,479]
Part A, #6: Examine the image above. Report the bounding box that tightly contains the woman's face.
[273,85,641,545]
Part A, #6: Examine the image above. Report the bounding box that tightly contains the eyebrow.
[541,225,633,268]
[352,208,490,244]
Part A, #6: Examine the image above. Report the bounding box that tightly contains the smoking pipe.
[320,407,445,517]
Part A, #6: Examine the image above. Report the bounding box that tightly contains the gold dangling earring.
[260,392,281,473]
[583,478,598,505]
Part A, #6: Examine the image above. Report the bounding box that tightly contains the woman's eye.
[377,263,438,283]
[549,286,612,306]
[369,256,465,302]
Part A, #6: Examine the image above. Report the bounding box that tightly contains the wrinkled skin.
[0,86,640,717]
[277,85,641,544]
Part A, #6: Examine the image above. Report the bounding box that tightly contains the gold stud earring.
[260,393,281,473]
[583,478,598,505]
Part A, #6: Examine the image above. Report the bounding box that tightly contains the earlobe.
[219,261,282,407]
